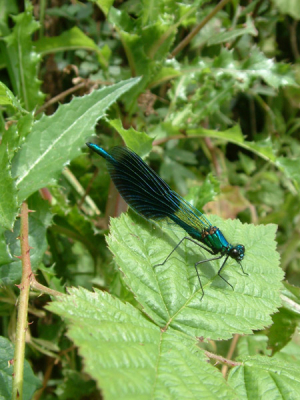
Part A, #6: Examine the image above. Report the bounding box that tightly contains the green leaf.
[187,125,276,162]
[107,212,283,340]
[55,369,97,400]
[108,119,153,157]
[3,6,44,110]
[1,113,34,163]
[48,287,237,400]
[281,281,300,314]
[0,193,52,285]
[52,205,102,261]
[187,126,300,193]
[273,0,300,19]
[0,336,41,400]
[276,157,300,192]
[189,48,296,90]
[207,15,257,46]
[93,0,114,16]
[0,228,12,267]
[267,308,299,354]
[141,0,165,26]
[228,355,300,400]
[274,340,300,364]
[185,173,220,211]
[150,64,181,88]
[266,282,300,353]
[0,81,26,112]
[237,335,271,358]
[108,7,176,99]
[11,77,141,202]
[0,145,18,230]
[35,26,110,68]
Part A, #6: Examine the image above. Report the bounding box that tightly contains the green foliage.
[0,336,41,400]
[108,119,153,156]
[11,77,141,203]
[48,287,238,400]
[1,0,300,399]
[0,146,18,230]
[228,356,300,399]
[3,5,44,110]
[107,212,282,339]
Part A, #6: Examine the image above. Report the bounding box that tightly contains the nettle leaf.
[48,287,237,400]
[107,212,283,340]
[0,145,18,230]
[228,355,300,399]
[3,6,44,111]
[11,77,141,203]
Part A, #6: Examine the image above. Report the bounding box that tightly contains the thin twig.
[63,168,101,216]
[289,19,300,60]
[170,0,232,58]
[33,358,56,400]
[78,167,99,209]
[281,294,300,314]
[30,276,63,298]
[204,137,221,177]
[252,0,264,19]
[205,350,242,367]
[153,134,186,146]
[221,334,240,377]
[35,82,87,115]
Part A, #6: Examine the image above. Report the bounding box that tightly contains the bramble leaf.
[107,212,283,340]
[48,287,238,400]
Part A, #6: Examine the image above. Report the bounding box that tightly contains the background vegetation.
[1,0,300,399]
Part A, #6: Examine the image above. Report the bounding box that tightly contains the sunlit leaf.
[273,0,300,19]
[11,77,141,202]
[0,145,18,230]
[228,356,300,399]
[108,119,153,157]
[3,5,44,110]
[107,212,283,340]
[48,287,238,400]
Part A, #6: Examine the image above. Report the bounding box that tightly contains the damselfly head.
[229,244,245,261]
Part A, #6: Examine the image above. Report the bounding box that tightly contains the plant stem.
[170,0,232,58]
[221,333,240,376]
[205,350,242,367]
[63,168,101,216]
[30,276,63,298]
[39,0,46,39]
[12,203,31,400]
